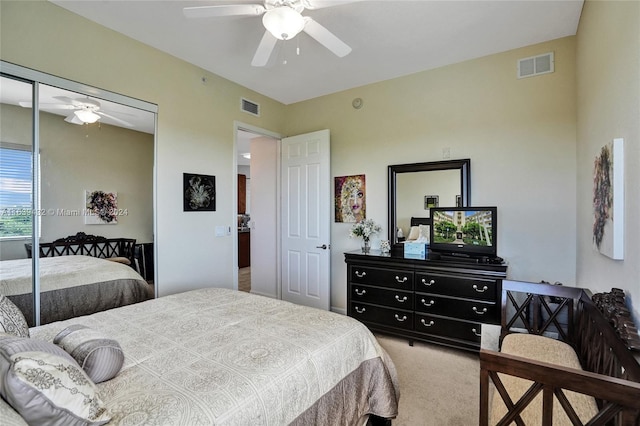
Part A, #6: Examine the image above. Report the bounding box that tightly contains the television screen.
[429,206,497,258]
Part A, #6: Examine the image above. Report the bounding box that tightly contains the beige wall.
[284,37,577,311]
[0,104,153,260]
[0,0,287,296]
[576,0,640,321]
[396,169,460,235]
[4,1,638,321]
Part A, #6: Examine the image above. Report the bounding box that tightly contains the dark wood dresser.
[345,250,507,352]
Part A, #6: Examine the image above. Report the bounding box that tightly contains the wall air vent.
[241,98,260,117]
[517,52,554,79]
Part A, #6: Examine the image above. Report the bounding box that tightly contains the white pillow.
[407,226,420,241]
[419,224,430,241]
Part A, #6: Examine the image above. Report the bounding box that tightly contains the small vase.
[362,239,371,254]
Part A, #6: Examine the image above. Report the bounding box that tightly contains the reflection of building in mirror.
[395,170,460,237]
[335,174,365,223]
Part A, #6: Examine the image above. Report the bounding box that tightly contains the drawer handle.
[420,298,435,307]
[421,319,435,327]
[472,307,488,315]
[355,289,366,296]
[472,328,482,337]
[473,284,489,293]
[395,276,408,283]
[394,314,408,322]
[395,295,408,303]
[422,278,435,286]
[355,306,366,314]
[355,270,367,278]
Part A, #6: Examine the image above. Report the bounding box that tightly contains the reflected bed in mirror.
[388,159,470,245]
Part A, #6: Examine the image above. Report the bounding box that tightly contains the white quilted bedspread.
[29,288,394,425]
[0,256,144,296]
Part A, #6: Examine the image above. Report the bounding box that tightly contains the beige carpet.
[239,267,251,292]
[374,333,480,426]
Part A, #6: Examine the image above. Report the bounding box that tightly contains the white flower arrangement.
[349,219,382,242]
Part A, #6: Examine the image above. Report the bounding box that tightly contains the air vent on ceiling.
[241,98,260,117]
[518,52,554,79]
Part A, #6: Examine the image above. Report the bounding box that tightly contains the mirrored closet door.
[0,63,157,326]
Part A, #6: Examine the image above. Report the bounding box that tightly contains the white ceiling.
[48,0,584,105]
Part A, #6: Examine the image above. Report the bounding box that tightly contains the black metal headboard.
[410,217,431,226]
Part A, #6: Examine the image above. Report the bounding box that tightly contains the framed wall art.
[424,195,439,210]
[593,138,624,260]
[85,190,118,225]
[335,174,365,223]
[184,173,216,212]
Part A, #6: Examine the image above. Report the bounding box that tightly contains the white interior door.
[281,129,331,310]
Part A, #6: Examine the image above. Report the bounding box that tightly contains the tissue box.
[404,242,427,259]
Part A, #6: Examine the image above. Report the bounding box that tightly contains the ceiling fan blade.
[251,30,278,67]
[303,17,351,57]
[52,95,83,105]
[19,101,77,109]
[183,4,265,19]
[302,0,364,9]
[64,114,85,125]
[96,111,135,127]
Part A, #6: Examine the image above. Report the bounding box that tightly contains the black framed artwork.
[183,173,216,211]
[424,195,439,210]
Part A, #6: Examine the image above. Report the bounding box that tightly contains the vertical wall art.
[183,173,216,212]
[335,174,366,223]
[85,190,118,225]
[592,138,624,260]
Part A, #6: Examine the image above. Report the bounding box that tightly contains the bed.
[0,255,151,326]
[0,288,400,425]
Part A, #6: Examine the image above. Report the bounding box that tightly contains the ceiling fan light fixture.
[74,109,101,124]
[262,7,305,40]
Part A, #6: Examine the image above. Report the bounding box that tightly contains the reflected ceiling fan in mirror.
[183,0,358,66]
[19,96,135,127]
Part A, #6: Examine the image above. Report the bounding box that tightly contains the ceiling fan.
[19,96,135,127]
[183,0,360,66]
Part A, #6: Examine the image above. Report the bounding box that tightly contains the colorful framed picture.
[592,138,624,259]
[183,173,216,212]
[85,190,118,225]
[335,174,365,223]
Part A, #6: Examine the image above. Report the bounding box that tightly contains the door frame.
[232,121,282,298]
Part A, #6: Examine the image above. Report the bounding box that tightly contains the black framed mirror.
[388,159,470,245]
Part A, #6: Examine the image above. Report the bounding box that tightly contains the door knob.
[316,244,329,250]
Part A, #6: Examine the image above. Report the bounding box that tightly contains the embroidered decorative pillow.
[0,334,111,425]
[54,324,124,383]
[0,295,29,338]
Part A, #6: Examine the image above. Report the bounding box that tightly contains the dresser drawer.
[415,272,497,301]
[414,313,483,343]
[350,265,413,290]
[414,294,498,323]
[350,302,414,331]
[350,285,414,309]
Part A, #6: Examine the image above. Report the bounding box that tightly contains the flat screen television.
[429,206,497,258]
